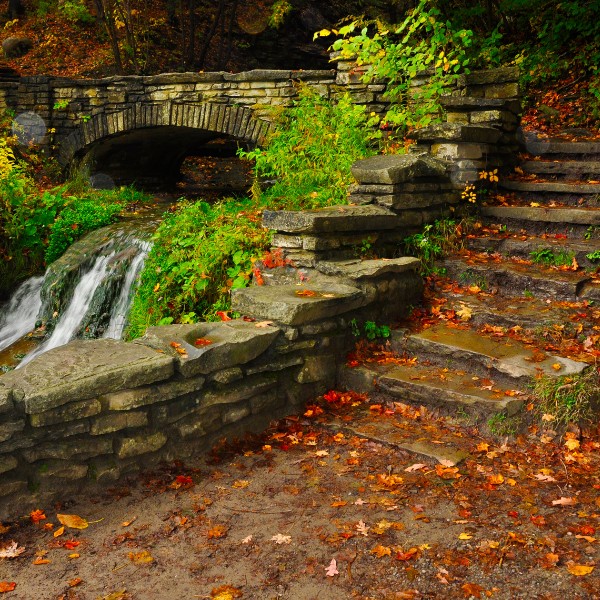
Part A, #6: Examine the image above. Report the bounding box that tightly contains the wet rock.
[2,37,32,58]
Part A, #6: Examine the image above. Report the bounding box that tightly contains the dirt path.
[1,391,599,600]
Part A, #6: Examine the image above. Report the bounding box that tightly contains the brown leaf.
[552,497,578,506]
[461,582,483,598]
[371,544,392,558]
[207,525,228,539]
[0,541,25,559]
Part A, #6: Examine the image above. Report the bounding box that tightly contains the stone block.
[458,67,520,86]
[22,436,113,463]
[244,354,304,376]
[0,478,27,498]
[138,319,281,378]
[0,384,13,414]
[0,456,17,475]
[411,124,502,144]
[115,431,167,459]
[232,283,365,326]
[1,339,174,414]
[315,257,421,281]
[249,390,284,414]
[221,403,250,424]
[89,458,120,483]
[351,153,447,185]
[175,407,222,439]
[271,234,303,249]
[0,419,25,443]
[209,367,244,385]
[90,411,148,435]
[36,460,88,480]
[201,373,278,408]
[295,354,336,384]
[29,399,101,427]
[102,375,205,411]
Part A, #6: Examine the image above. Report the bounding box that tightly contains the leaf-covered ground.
[1,391,599,600]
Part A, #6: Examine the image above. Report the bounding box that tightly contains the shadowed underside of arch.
[57,101,274,167]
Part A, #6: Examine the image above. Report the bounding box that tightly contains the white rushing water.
[19,253,114,367]
[103,244,149,340]
[0,276,44,352]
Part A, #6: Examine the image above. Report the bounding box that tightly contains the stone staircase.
[339,131,600,424]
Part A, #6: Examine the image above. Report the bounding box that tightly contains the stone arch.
[57,101,274,175]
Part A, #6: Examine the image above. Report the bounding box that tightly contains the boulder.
[2,37,32,58]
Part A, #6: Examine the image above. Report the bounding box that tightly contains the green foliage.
[585,250,600,263]
[530,247,575,267]
[532,370,599,428]
[325,0,473,133]
[126,198,270,339]
[403,218,467,275]
[268,0,292,28]
[350,319,391,341]
[44,197,124,264]
[58,0,94,24]
[487,412,519,436]
[240,87,379,209]
[53,99,70,111]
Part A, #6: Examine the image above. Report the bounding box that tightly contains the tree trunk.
[8,0,24,19]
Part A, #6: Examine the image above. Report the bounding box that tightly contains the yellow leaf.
[552,363,562,371]
[153,283,160,292]
[53,526,65,538]
[530,202,541,207]
[68,553,80,559]
[565,438,580,451]
[128,550,154,564]
[57,514,88,530]
[567,564,594,576]
[458,532,472,540]
[488,473,504,485]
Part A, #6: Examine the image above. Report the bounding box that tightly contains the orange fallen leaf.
[53,526,65,538]
[371,544,392,558]
[32,557,50,565]
[211,585,243,599]
[64,540,80,550]
[567,564,594,576]
[552,363,562,371]
[295,289,317,297]
[331,501,347,508]
[0,582,16,593]
[194,338,213,347]
[30,509,46,523]
[69,578,83,587]
[232,480,250,489]
[121,517,137,527]
[461,582,483,598]
[564,438,580,450]
[57,514,88,529]
[207,525,228,539]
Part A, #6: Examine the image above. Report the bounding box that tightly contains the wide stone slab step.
[400,324,587,387]
[500,179,600,195]
[521,160,600,179]
[350,153,448,185]
[138,320,281,378]
[481,206,600,229]
[410,123,503,144]
[467,234,600,270]
[338,364,523,418]
[441,257,591,301]
[263,204,403,234]
[0,339,174,414]
[231,283,365,326]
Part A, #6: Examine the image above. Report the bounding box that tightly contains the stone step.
[437,291,600,345]
[480,205,600,237]
[521,160,600,180]
[467,234,600,270]
[524,138,600,157]
[441,256,592,301]
[397,323,587,388]
[500,179,600,197]
[339,363,524,418]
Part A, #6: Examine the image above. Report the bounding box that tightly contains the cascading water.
[103,243,150,340]
[0,276,44,352]
[0,220,155,371]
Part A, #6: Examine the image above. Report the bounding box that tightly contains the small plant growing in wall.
[53,99,70,111]
[350,319,391,341]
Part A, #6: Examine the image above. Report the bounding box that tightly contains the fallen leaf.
[541,413,556,422]
[121,517,137,527]
[29,510,46,523]
[564,438,580,450]
[371,544,392,558]
[128,550,154,564]
[575,535,596,543]
[207,525,228,539]
[0,541,25,559]
[240,535,253,544]
[194,338,213,347]
[254,321,274,328]
[458,532,473,540]
[567,564,594,576]
[271,533,291,544]
[552,497,578,506]
[356,520,369,536]
[68,553,80,559]
[69,578,83,587]
[552,363,562,371]
[295,289,317,297]
[461,582,483,598]
[405,463,427,472]
[64,540,80,550]
[0,582,16,593]
[325,558,339,577]
[232,480,250,489]
[100,591,128,600]
[211,585,243,599]
[57,514,88,529]
[53,526,65,538]
[438,458,456,467]
[32,557,50,565]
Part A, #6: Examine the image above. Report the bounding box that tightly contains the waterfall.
[0,276,44,352]
[19,253,115,367]
[103,242,150,340]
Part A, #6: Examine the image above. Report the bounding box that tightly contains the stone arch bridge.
[0,66,373,186]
